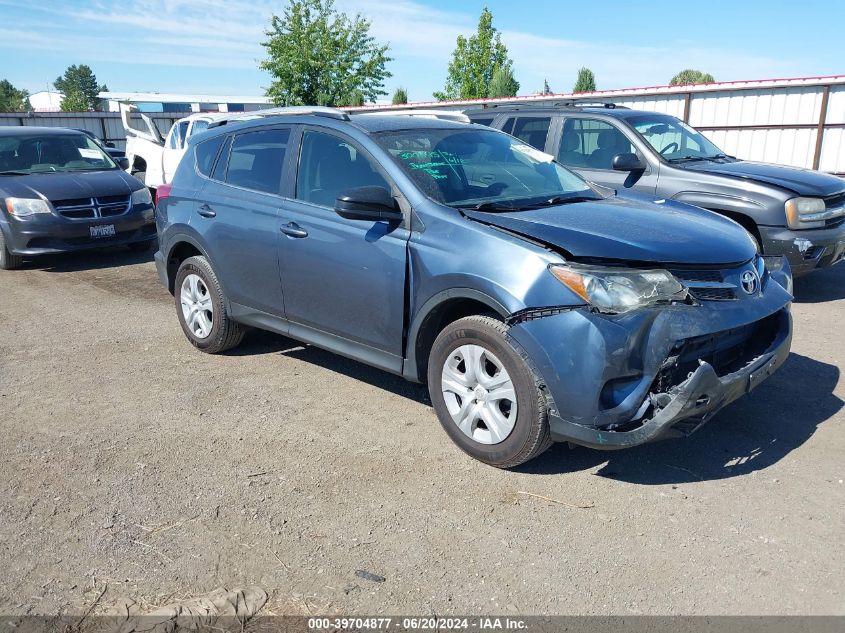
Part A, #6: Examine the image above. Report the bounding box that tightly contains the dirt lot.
[0,248,843,617]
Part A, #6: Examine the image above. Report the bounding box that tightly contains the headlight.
[785,197,831,229]
[550,264,687,314]
[131,187,153,206]
[4,197,53,216]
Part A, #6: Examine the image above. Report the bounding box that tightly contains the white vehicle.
[120,104,229,190]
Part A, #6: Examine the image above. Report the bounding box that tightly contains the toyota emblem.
[741,269,760,295]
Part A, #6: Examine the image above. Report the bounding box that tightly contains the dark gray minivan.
[0,127,156,269]
[468,105,845,276]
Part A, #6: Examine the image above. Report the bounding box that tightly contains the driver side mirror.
[612,152,646,172]
[335,186,403,222]
[105,141,116,148]
[117,157,130,170]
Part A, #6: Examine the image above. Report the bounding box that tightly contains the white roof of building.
[100,91,272,104]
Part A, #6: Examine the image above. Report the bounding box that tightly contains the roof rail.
[554,101,628,109]
[208,106,350,128]
[359,109,470,123]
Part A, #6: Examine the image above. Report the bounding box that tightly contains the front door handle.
[280,222,308,238]
[197,204,216,218]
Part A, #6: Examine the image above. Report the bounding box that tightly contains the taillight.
[155,183,173,205]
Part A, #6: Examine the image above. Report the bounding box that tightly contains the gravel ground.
[0,248,843,617]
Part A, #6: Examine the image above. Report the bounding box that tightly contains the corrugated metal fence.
[0,111,181,151]
[3,76,845,173]
[355,75,845,175]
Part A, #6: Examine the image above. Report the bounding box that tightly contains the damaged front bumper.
[545,309,790,449]
[507,271,793,450]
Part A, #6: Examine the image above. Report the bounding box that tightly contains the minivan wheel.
[174,256,244,354]
[0,231,23,270]
[427,315,552,468]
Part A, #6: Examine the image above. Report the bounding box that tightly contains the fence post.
[812,85,830,171]
[682,92,692,123]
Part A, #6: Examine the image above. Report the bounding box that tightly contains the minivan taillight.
[155,184,173,205]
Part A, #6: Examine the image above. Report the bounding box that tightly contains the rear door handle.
[197,204,216,218]
[280,222,308,238]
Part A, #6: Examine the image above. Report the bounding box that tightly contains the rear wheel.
[427,315,552,468]
[0,231,23,270]
[174,256,244,353]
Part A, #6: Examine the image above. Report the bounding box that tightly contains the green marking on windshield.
[397,150,464,180]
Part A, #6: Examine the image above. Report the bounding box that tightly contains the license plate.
[89,224,116,238]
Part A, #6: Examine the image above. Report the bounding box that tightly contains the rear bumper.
[760,223,845,276]
[1,207,156,256]
[507,272,794,450]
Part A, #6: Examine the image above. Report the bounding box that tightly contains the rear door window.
[224,128,290,194]
[558,118,633,170]
[195,135,225,177]
[501,116,552,150]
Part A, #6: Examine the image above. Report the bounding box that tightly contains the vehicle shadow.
[228,329,431,403]
[516,353,841,483]
[20,245,155,273]
[793,262,845,303]
[232,331,840,483]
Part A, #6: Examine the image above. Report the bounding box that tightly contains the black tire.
[0,231,23,270]
[174,255,244,354]
[127,239,155,253]
[427,315,553,468]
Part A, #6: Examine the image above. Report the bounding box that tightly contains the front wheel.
[174,256,244,354]
[0,231,23,270]
[427,315,552,468]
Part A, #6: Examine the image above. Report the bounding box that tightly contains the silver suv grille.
[53,194,130,220]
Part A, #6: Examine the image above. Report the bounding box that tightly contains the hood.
[0,169,141,201]
[680,159,845,197]
[463,195,757,266]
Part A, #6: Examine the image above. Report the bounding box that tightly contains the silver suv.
[468,104,845,276]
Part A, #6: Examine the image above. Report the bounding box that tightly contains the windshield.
[374,127,600,210]
[628,115,726,162]
[0,133,117,174]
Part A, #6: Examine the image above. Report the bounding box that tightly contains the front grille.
[824,192,845,227]
[52,195,130,220]
[669,268,737,302]
[652,312,782,392]
[689,287,736,301]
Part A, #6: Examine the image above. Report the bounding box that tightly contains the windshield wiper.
[527,195,601,208]
[667,155,710,163]
[461,201,522,213]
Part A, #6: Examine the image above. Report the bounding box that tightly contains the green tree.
[488,65,519,98]
[669,69,715,86]
[260,0,392,106]
[54,64,106,111]
[0,80,29,112]
[573,67,596,93]
[434,7,516,100]
[391,86,408,105]
[542,78,552,95]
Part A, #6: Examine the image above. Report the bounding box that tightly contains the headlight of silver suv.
[549,264,687,314]
[131,187,153,207]
[785,197,842,229]
[4,197,53,217]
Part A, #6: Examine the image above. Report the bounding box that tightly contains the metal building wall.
[0,112,181,151]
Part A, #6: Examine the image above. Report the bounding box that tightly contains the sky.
[1,0,842,103]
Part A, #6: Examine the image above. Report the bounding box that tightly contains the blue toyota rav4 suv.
[155,108,793,467]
